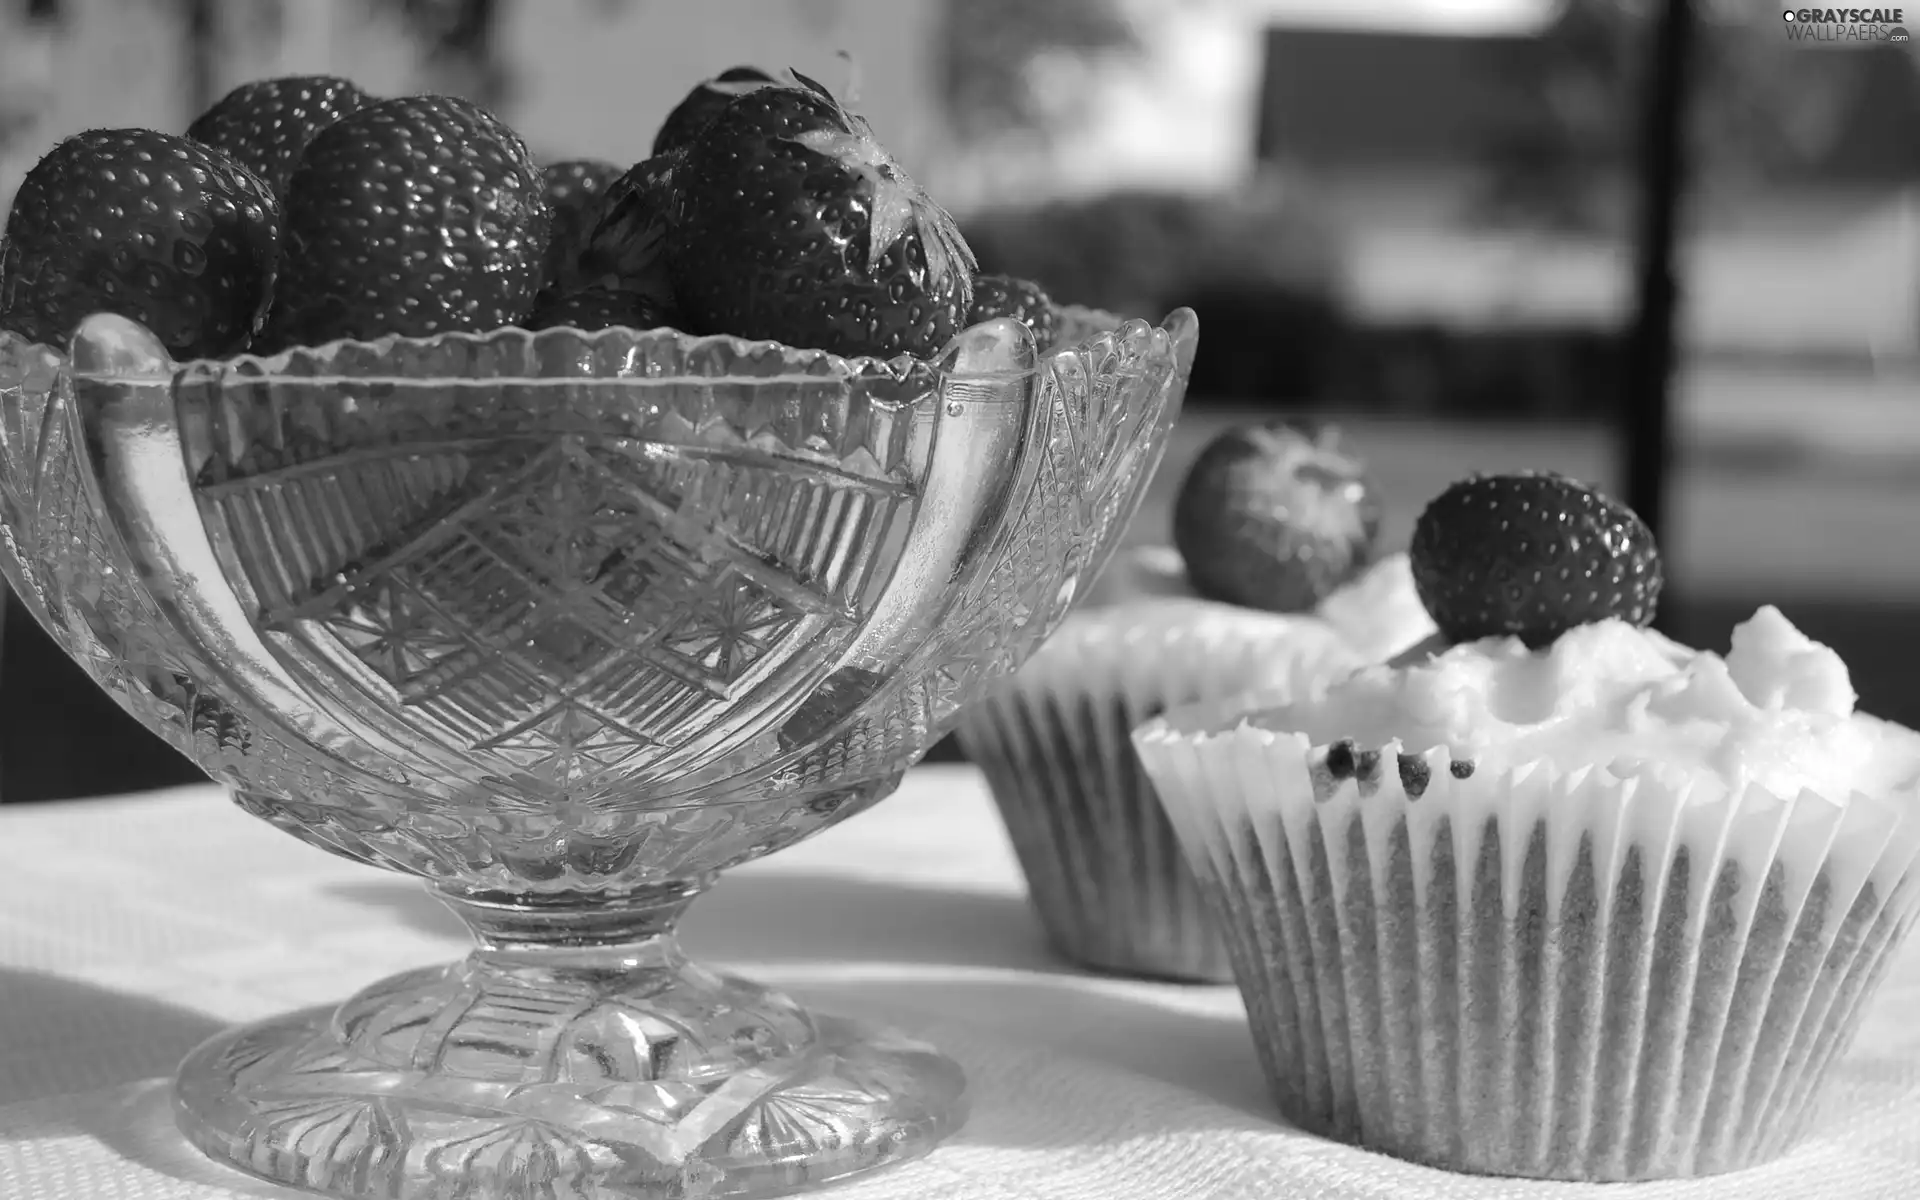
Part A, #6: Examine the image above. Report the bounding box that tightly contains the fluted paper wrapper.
[1133,706,1920,1180]
[956,603,1362,983]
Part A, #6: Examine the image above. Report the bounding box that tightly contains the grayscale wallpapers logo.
[1782,8,1912,42]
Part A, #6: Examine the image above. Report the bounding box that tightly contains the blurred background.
[1,0,1916,796]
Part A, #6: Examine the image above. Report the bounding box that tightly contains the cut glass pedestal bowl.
[0,305,1193,1199]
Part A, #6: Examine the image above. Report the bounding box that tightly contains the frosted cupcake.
[955,423,1435,982]
[1134,471,1920,1179]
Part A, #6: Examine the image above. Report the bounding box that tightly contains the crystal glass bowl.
[0,305,1192,1199]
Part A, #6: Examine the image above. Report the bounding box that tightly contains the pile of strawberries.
[0,65,1056,363]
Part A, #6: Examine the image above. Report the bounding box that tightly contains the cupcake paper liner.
[1132,707,1920,1180]
[956,602,1361,983]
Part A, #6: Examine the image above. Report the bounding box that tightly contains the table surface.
[1,765,1918,1200]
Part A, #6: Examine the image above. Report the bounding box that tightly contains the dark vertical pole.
[1623,0,1697,632]
[180,0,220,118]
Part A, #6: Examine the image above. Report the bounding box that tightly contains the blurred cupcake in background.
[1135,470,1920,1179]
[955,421,1436,982]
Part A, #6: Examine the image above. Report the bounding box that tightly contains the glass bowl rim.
[1,303,1197,394]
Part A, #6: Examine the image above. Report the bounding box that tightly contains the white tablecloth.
[1,764,1917,1199]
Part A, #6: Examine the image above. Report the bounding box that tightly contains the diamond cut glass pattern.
[0,305,1193,1199]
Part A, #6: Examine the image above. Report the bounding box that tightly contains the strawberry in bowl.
[0,129,281,360]
[186,74,373,204]
[667,71,978,360]
[260,94,551,348]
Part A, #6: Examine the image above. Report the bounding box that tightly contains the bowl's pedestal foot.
[175,1006,962,1199]
[171,890,966,1199]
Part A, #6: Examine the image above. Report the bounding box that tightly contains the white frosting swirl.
[1315,554,1437,663]
[1079,546,1436,663]
[1236,606,1920,805]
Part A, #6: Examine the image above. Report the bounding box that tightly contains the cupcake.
[955,422,1436,982]
[1134,471,1920,1180]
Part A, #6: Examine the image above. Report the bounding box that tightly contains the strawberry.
[1409,471,1663,648]
[1172,421,1383,613]
[652,65,775,157]
[967,273,1056,347]
[262,95,548,348]
[526,286,674,333]
[666,72,977,360]
[537,157,622,296]
[559,155,676,306]
[543,158,623,214]
[186,75,371,203]
[0,128,279,359]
